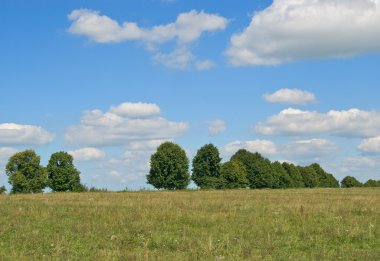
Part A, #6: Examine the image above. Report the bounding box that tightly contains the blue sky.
[1,0,380,190]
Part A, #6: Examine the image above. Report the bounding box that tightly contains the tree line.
[146,142,380,190]
[0,144,379,194]
[1,150,86,194]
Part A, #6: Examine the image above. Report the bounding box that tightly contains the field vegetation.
[0,189,379,260]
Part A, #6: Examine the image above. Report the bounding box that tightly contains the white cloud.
[195,60,216,71]
[255,108,380,137]
[109,170,121,178]
[329,155,380,182]
[221,138,336,161]
[65,102,188,146]
[0,147,18,164]
[69,147,106,161]
[207,120,226,136]
[68,9,228,69]
[263,88,316,105]
[109,102,160,118]
[358,136,380,153]
[343,156,378,170]
[221,140,278,158]
[282,139,338,159]
[337,156,380,178]
[0,123,55,146]
[227,0,380,65]
[154,47,195,70]
[128,139,169,151]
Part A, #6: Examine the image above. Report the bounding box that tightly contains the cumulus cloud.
[358,136,380,153]
[65,102,188,146]
[263,88,316,105]
[68,9,228,69]
[207,120,226,136]
[0,123,55,146]
[154,48,195,70]
[0,147,18,165]
[227,0,380,65]
[100,144,161,184]
[195,60,216,71]
[69,147,106,161]
[221,140,278,158]
[282,139,338,159]
[128,139,169,151]
[343,156,379,170]
[109,102,160,118]
[255,108,380,137]
[221,138,336,161]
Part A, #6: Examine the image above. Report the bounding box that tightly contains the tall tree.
[298,166,319,188]
[282,163,305,188]
[192,144,222,189]
[231,150,276,189]
[147,142,190,190]
[363,179,380,187]
[341,176,362,188]
[310,163,339,188]
[220,160,249,189]
[6,150,47,194]
[47,152,81,192]
[272,161,292,188]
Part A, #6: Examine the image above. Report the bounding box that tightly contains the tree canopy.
[363,179,380,187]
[6,150,47,194]
[147,142,190,190]
[231,150,276,189]
[191,144,222,189]
[220,160,249,189]
[341,176,362,188]
[310,163,339,188]
[47,152,81,192]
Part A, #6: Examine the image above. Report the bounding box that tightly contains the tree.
[6,150,47,194]
[47,152,81,192]
[272,161,292,188]
[341,176,362,188]
[282,163,305,188]
[310,163,339,188]
[147,142,190,190]
[220,161,249,189]
[363,179,380,187]
[297,166,319,188]
[192,144,222,189]
[231,150,276,189]
[0,186,6,194]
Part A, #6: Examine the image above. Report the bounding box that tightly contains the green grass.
[0,189,379,260]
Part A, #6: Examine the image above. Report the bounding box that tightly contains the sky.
[1,0,380,190]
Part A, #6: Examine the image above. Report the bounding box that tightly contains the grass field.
[0,189,379,260]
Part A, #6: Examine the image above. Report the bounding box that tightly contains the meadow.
[0,189,379,260]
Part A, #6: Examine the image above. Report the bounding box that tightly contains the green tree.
[0,186,6,194]
[231,150,276,189]
[47,152,81,192]
[272,161,292,188]
[298,166,319,188]
[363,179,380,187]
[310,163,339,188]
[220,161,249,189]
[147,142,190,190]
[282,163,305,188]
[192,144,222,189]
[341,176,362,188]
[6,150,47,194]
